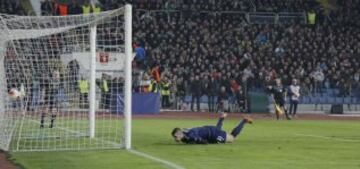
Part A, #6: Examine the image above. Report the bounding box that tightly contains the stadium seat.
[335,97,344,104]
[351,97,358,104]
[313,93,322,97]
[298,97,304,104]
[326,89,335,96]
[301,96,310,104]
[318,96,327,104]
[184,96,192,103]
[343,97,351,104]
[327,97,336,104]
[200,96,208,103]
[309,96,319,104]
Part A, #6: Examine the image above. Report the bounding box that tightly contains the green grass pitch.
[9,118,360,169]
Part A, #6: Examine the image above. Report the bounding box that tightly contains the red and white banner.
[61,52,125,77]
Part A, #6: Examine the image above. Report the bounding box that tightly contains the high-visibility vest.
[161,82,170,96]
[308,12,316,25]
[82,5,91,15]
[102,80,108,92]
[149,80,158,93]
[92,5,101,13]
[79,80,89,94]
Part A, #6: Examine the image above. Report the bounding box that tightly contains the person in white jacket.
[288,79,300,117]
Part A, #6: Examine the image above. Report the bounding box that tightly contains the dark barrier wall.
[112,92,161,114]
[249,92,269,113]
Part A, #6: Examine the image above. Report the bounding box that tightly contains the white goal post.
[124,4,132,150]
[0,5,132,151]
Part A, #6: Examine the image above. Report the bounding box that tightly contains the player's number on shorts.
[217,136,225,142]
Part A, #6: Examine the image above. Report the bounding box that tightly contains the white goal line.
[27,118,121,146]
[27,119,184,169]
[128,149,185,169]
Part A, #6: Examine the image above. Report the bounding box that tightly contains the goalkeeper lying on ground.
[171,113,252,144]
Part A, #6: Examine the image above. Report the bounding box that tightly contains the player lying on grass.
[171,113,252,144]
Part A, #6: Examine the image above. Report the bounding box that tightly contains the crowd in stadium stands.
[0,0,26,15]
[79,0,318,12]
[39,0,323,15]
[138,15,359,109]
[121,0,360,111]
[254,0,319,12]
[4,0,360,111]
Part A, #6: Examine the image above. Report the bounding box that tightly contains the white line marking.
[28,119,184,169]
[328,114,360,117]
[295,133,360,143]
[128,149,185,169]
[28,119,121,147]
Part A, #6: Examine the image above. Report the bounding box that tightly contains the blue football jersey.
[181,126,227,144]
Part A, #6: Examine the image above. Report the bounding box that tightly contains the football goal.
[0,5,132,152]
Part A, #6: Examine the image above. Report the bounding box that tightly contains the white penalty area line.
[295,133,360,143]
[128,149,185,169]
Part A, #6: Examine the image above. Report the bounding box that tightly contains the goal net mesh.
[0,7,129,152]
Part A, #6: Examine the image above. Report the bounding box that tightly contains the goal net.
[0,5,132,152]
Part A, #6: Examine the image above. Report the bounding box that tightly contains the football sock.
[231,119,247,138]
[216,117,225,129]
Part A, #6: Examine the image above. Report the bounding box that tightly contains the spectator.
[97,74,110,109]
[312,68,325,94]
[175,77,186,109]
[134,43,147,70]
[148,76,159,93]
[41,0,54,15]
[92,3,102,13]
[190,75,201,112]
[235,87,247,113]
[68,0,82,15]
[200,75,209,105]
[288,79,300,117]
[230,79,240,95]
[78,77,89,109]
[161,77,171,108]
[82,1,92,15]
[56,2,69,16]
[208,76,219,112]
[307,10,316,25]
[274,44,285,58]
[217,86,229,113]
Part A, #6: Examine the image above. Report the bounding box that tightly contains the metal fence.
[135,9,306,24]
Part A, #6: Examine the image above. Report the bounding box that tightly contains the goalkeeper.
[171,113,252,144]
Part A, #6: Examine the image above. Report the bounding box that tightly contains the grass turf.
[9,118,360,169]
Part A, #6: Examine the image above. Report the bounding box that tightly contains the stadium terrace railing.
[135,9,306,24]
[249,12,307,24]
